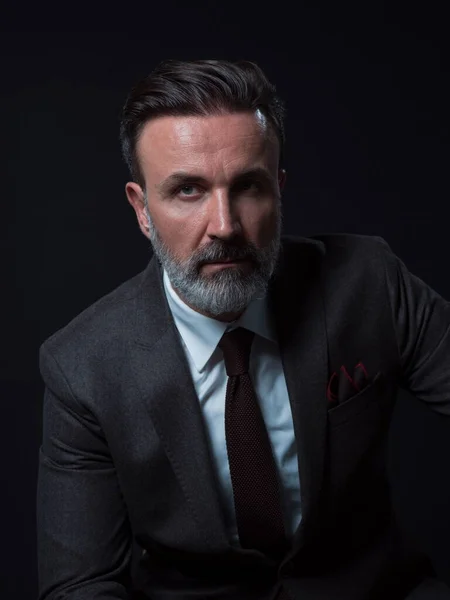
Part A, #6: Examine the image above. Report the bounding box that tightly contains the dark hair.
[119,59,286,189]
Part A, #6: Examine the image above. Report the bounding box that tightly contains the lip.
[203,259,249,270]
[206,258,247,264]
[204,259,246,266]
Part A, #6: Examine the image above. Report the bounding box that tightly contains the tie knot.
[218,327,255,376]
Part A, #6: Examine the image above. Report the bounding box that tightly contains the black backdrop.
[1,4,450,598]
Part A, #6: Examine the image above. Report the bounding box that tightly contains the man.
[37,59,450,599]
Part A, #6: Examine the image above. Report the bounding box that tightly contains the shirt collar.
[163,268,277,373]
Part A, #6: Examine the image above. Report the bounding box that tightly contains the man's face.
[125,110,286,321]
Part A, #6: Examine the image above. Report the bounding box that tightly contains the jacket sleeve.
[37,344,133,599]
[379,237,450,416]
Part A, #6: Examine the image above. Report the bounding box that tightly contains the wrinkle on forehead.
[137,111,279,184]
[159,113,266,151]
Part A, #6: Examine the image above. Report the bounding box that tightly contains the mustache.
[195,242,258,265]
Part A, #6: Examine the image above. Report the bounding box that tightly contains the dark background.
[1,3,449,598]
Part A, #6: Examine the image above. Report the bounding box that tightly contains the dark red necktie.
[218,327,289,561]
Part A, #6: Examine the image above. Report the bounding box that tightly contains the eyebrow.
[156,167,276,195]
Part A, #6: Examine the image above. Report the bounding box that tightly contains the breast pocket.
[326,371,395,495]
[328,371,386,429]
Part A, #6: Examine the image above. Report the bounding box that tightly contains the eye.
[176,184,201,198]
[180,185,196,195]
[237,179,261,193]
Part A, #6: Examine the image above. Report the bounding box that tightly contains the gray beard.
[143,200,283,318]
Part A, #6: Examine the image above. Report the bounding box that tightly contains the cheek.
[246,202,279,244]
[155,214,200,259]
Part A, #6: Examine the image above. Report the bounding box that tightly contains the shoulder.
[280,232,394,276]
[281,232,392,258]
[39,261,151,385]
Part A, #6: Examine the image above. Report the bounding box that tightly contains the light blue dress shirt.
[162,268,302,546]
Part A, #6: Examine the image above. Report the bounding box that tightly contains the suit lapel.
[269,237,328,551]
[130,257,230,553]
[130,235,329,557]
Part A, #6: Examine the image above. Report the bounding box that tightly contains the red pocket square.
[327,362,369,406]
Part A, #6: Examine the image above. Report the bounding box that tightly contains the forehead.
[136,111,279,181]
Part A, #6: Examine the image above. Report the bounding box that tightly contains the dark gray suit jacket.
[37,234,450,599]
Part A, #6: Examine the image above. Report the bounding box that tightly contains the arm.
[380,238,450,415]
[37,346,132,599]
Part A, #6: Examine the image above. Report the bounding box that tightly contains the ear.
[278,168,287,191]
[125,182,150,239]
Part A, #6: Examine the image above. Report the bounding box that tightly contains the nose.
[205,189,241,240]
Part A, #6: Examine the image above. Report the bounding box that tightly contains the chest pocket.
[326,371,395,495]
